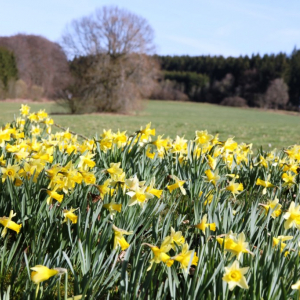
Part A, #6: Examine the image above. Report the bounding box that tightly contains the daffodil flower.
[222,260,249,291]
[63,208,79,224]
[259,198,282,218]
[146,177,163,198]
[195,214,216,234]
[112,225,133,250]
[30,265,59,284]
[226,179,243,198]
[103,199,122,219]
[205,169,220,187]
[217,231,252,260]
[144,237,174,271]
[282,171,296,187]
[0,210,22,237]
[167,175,186,195]
[283,201,300,230]
[272,235,293,252]
[107,162,123,176]
[1,163,20,183]
[172,243,199,272]
[256,176,274,195]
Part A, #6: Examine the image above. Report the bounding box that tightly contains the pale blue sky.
[1,0,300,57]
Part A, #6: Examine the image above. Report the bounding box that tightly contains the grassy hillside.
[1,100,300,150]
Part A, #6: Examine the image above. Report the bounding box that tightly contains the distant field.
[1,100,300,150]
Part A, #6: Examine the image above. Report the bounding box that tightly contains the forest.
[153,51,300,110]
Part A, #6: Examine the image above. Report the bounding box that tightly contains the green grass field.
[1,100,300,150]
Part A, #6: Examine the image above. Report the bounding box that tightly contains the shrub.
[150,80,189,101]
[29,85,44,101]
[220,96,248,107]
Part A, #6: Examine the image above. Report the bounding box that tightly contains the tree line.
[153,51,300,109]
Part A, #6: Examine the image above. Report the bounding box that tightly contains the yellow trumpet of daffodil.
[20,104,30,116]
[126,186,154,207]
[217,231,252,260]
[103,199,122,218]
[205,169,220,187]
[283,201,300,230]
[166,227,185,250]
[256,176,274,195]
[195,214,216,234]
[46,187,64,205]
[1,163,20,183]
[0,210,22,237]
[272,235,293,253]
[145,236,174,271]
[222,260,249,291]
[107,162,123,176]
[30,265,59,284]
[194,130,213,145]
[146,177,163,198]
[63,208,79,224]
[282,171,296,187]
[167,175,186,195]
[226,179,243,198]
[172,243,199,272]
[112,225,133,251]
[259,198,282,218]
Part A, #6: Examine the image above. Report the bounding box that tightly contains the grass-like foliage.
[0,104,300,299]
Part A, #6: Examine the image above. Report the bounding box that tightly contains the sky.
[1,0,300,57]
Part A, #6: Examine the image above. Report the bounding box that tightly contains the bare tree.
[264,78,289,109]
[60,6,159,113]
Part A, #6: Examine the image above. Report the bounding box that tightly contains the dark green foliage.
[164,71,209,101]
[0,47,18,89]
[155,51,300,109]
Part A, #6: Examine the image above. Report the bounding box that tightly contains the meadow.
[1,100,300,150]
[1,103,300,299]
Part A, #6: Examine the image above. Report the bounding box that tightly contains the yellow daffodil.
[222,260,249,291]
[126,185,154,207]
[259,198,282,218]
[46,187,64,205]
[282,172,296,187]
[103,199,122,219]
[195,214,216,234]
[226,179,243,198]
[256,176,274,195]
[0,210,22,237]
[217,231,252,260]
[63,208,79,224]
[172,243,199,272]
[20,104,30,116]
[272,235,293,252]
[30,265,59,284]
[1,163,20,182]
[112,225,133,250]
[107,162,123,176]
[283,201,300,230]
[145,238,174,271]
[146,177,163,198]
[167,227,185,250]
[292,280,300,292]
[167,175,186,195]
[205,169,220,186]
[194,130,213,145]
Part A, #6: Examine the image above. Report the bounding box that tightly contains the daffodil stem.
[57,276,61,300]
[64,272,68,300]
[54,123,89,141]
[35,283,39,299]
